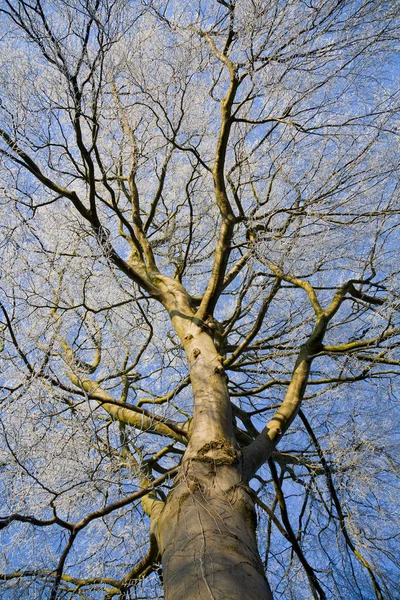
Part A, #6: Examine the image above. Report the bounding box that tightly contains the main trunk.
[156,460,272,600]
[153,278,272,599]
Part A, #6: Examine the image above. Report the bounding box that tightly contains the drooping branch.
[0,513,72,531]
[268,458,327,600]
[103,532,160,599]
[299,411,385,600]
[49,531,77,600]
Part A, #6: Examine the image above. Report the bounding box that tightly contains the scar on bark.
[196,440,240,465]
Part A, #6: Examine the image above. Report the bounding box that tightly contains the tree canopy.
[0,1,399,599]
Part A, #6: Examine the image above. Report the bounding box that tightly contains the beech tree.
[1,1,400,598]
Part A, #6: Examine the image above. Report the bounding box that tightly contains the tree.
[0,0,399,598]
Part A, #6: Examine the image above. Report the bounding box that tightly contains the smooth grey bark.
[151,277,272,599]
[156,461,272,600]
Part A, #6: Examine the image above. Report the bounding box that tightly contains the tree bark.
[156,461,272,600]
[152,276,272,599]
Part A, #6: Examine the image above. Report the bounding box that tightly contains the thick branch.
[68,374,188,443]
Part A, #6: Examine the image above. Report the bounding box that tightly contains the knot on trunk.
[214,355,226,374]
[197,439,239,465]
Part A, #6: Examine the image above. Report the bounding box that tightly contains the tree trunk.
[153,278,272,599]
[156,460,272,600]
